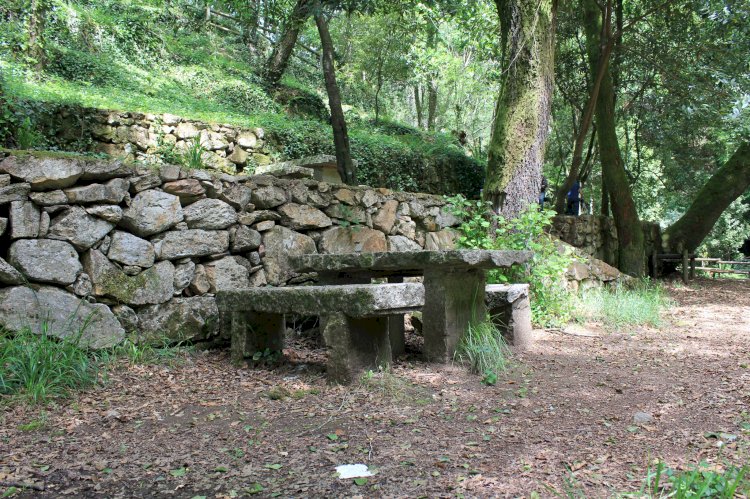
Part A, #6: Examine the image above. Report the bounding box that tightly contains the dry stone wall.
[0,152,460,348]
[551,214,661,268]
[49,107,272,175]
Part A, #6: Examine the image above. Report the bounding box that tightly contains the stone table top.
[290,249,532,274]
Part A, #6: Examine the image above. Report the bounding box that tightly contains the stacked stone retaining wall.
[0,151,460,348]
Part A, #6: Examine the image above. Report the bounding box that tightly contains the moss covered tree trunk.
[315,14,356,184]
[483,0,556,219]
[263,0,315,88]
[583,0,644,276]
[663,142,750,253]
[27,0,49,72]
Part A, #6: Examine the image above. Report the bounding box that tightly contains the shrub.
[447,195,575,326]
[0,326,101,405]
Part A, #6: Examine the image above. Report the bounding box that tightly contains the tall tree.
[483,0,557,219]
[662,142,750,253]
[315,12,356,184]
[263,0,316,88]
[583,0,644,276]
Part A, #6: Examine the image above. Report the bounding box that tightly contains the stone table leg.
[422,268,486,363]
[230,311,284,365]
[323,313,391,384]
[388,276,406,357]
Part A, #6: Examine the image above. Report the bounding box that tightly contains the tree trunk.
[414,85,423,129]
[263,0,315,88]
[27,0,48,72]
[663,142,750,253]
[483,0,557,219]
[315,14,356,184]
[583,0,644,276]
[427,82,438,131]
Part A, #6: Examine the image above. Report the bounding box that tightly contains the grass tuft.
[0,326,101,405]
[454,317,511,383]
[625,461,750,498]
[577,280,670,329]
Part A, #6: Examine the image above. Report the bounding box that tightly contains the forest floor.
[2,277,749,498]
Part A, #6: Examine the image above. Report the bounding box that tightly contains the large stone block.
[154,229,230,260]
[29,190,68,206]
[0,285,124,349]
[81,159,135,182]
[9,200,41,239]
[64,178,129,204]
[162,179,206,205]
[231,226,262,252]
[137,297,219,344]
[83,249,174,305]
[218,183,252,210]
[107,231,155,268]
[278,203,332,230]
[388,235,421,252]
[485,284,533,349]
[204,256,251,292]
[0,156,83,190]
[251,185,287,208]
[120,190,184,237]
[319,226,387,254]
[48,206,115,250]
[262,226,317,285]
[0,183,30,204]
[372,199,399,233]
[0,257,24,285]
[8,239,82,285]
[183,198,237,229]
[86,205,123,223]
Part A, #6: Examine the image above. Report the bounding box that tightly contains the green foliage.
[447,195,575,326]
[454,317,511,382]
[0,326,100,405]
[109,337,191,366]
[15,117,44,149]
[635,461,750,498]
[578,280,669,329]
[182,137,205,170]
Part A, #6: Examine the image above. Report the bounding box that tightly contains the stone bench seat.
[485,284,533,349]
[217,283,424,383]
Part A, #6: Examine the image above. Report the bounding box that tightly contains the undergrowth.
[447,195,575,327]
[629,461,750,498]
[578,280,669,329]
[0,326,100,405]
[454,317,511,385]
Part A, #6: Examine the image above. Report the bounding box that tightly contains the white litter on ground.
[335,464,374,479]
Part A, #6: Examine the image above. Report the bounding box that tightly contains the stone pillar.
[485,284,533,349]
[230,311,284,365]
[387,276,406,357]
[422,268,486,362]
[323,313,391,384]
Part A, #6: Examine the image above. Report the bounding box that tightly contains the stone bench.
[485,284,533,349]
[216,283,425,383]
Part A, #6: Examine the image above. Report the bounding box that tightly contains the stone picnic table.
[290,249,531,362]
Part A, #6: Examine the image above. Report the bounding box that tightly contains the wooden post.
[681,249,689,284]
[689,255,696,280]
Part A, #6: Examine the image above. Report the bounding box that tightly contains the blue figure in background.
[566,179,581,216]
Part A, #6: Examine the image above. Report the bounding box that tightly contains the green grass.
[624,461,750,498]
[577,280,670,329]
[454,317,512,383]
[0,326,101,405]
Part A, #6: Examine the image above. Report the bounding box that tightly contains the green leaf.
[353,477,368,486]
[170,467,187,477]
[264,463,282,470]
[326,433,339,441]
[215,466,228,472]
[246,483,264,494]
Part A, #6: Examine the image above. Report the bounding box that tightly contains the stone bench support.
[217,283,424,383]
[485,284,533,349]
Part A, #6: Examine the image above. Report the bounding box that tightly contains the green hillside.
[0,0,483,196]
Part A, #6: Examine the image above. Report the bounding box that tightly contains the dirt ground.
[2,278,749,498]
